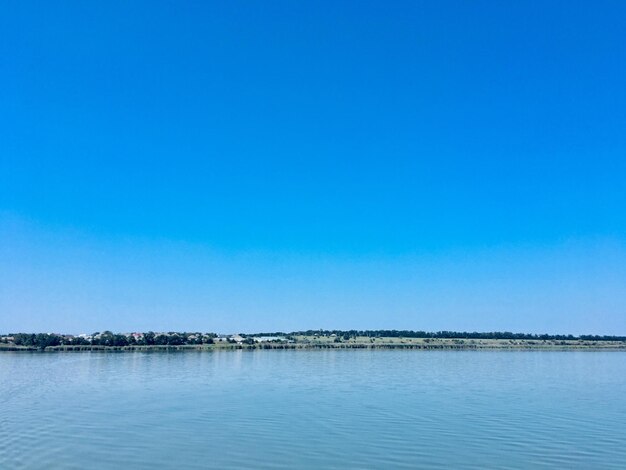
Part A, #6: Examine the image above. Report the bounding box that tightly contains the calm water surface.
[1,350,625,469]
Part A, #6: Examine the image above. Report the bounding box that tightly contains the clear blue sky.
[1,1,625,334]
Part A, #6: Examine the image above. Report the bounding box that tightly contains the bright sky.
[1,1,625,334]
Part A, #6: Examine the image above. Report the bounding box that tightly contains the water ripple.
[1,350,625,469]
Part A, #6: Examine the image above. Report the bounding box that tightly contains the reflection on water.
[1,350,625,469]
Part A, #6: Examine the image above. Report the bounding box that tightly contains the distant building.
[253,336,284,343]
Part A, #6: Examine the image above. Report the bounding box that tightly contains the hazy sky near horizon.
[2,1,626,334]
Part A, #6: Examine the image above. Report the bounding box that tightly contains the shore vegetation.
[1,330,625,351]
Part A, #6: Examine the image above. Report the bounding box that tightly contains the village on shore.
[1,330,626,351]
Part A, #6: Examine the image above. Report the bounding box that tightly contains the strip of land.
[1,331,625,351]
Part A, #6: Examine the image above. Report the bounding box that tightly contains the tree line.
[252,330,626,342]
[5,331,217,349]
[3,329,625,350]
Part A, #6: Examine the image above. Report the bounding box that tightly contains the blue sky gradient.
[1,1,625,333]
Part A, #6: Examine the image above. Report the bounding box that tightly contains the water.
[1,350,625,469]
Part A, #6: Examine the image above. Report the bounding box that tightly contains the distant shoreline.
[2,338,625,352]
